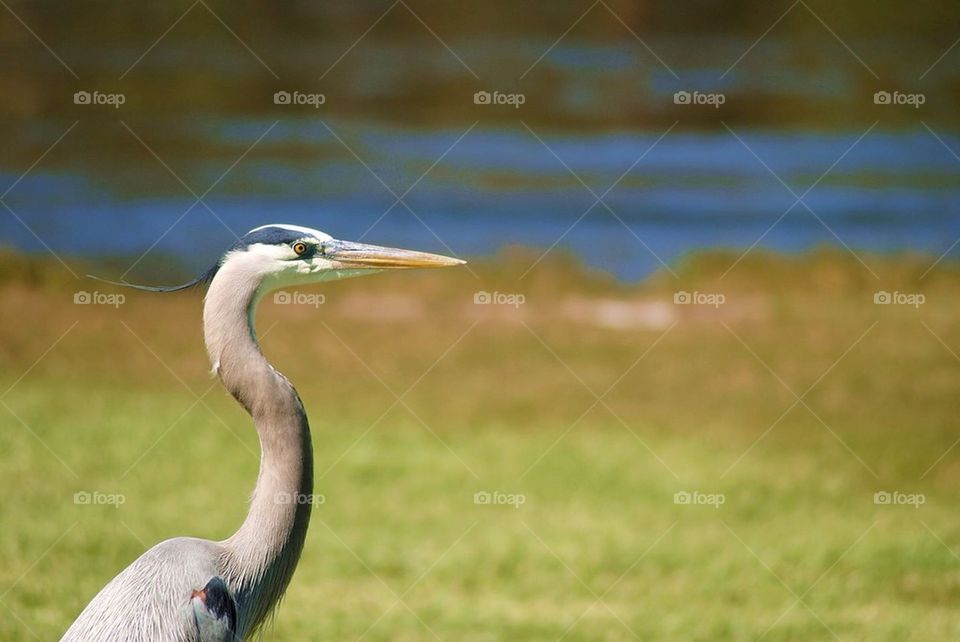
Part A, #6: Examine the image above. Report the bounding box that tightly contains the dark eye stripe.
[237,227,315,248]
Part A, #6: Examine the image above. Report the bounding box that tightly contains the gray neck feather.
[202,260,313,637]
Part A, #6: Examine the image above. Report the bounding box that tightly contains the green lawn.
[1,249,959,640]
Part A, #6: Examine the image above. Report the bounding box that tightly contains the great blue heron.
[62,224,464,641]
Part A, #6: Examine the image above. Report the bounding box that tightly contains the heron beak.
[325,240,466,269]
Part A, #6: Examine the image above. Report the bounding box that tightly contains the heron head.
[91,224,465,294]
[230,224,465,291]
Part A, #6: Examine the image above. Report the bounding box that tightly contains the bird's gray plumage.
[64,230,313,641]
[61,225,464,641]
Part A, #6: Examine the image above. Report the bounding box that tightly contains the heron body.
[61,225,463,641]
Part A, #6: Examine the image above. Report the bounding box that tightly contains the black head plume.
[87,262,221,293]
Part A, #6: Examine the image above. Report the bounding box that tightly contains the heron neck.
[202,268,313,636]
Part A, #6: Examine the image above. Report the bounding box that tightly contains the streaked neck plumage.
[202,257,313,637]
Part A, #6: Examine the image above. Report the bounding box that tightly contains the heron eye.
[292,242,309,256]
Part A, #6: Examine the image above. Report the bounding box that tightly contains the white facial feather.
[225,243,362,291]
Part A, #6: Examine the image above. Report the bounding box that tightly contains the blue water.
[1,121,958,280]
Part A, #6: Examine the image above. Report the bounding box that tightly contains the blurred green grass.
[1,248,960,640]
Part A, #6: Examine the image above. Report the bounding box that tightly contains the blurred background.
[2,1,960,640]
[2,0,959,277]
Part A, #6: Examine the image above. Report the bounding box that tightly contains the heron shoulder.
[61,537,233,642]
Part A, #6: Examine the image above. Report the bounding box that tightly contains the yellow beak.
[326,240,466,269]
